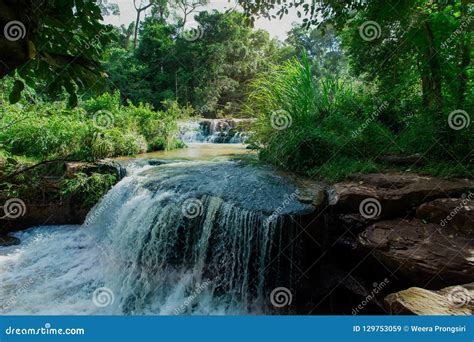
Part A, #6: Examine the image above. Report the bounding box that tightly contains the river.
[0,122,324,315]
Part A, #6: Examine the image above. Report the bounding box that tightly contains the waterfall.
[0,160,314,315]
[178,119,254,144]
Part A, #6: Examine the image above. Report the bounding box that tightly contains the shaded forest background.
[0,0,472,202]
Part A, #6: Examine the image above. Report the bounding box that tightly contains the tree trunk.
[422,20,443,111]
[133,10,142,49]
[457,0,470,107]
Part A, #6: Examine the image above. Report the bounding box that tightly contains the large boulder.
[334,173,473,219]
[385,283,474,315]
[358,219,474,286]
[416,196,474,238]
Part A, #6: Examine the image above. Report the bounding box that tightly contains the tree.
[0,0,113,105]
[171,0,210,25]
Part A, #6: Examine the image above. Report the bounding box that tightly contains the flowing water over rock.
[179,119,254,144]
[0,146,325,315]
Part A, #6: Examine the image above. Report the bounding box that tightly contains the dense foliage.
[105,10,289,117]
[0,91,187,162]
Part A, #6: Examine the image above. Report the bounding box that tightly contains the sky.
[103,0,302,40]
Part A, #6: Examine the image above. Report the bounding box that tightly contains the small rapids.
[0,159,315,315]
[178,119,253,144]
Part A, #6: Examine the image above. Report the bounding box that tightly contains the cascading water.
[178,119,254,144]
[0,158,317,315]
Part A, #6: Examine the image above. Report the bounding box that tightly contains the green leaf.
[9,80,25,104]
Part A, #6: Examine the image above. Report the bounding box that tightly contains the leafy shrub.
[0,92,189,162]
[60,172,117,206]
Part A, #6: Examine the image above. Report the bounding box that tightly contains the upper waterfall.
[178,119,254,144]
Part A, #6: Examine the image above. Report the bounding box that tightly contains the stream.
[0,120,325,315]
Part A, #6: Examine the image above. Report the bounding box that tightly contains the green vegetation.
[0,91,187,162]
[60,172,118,206]
[248,0,472,181]
[105,10,288,117]
[0,0,472,193]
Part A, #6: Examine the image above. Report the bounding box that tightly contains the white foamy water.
[0,159,314,315]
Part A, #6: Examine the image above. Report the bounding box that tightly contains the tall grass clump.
[248,55,394,181]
